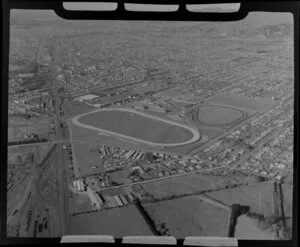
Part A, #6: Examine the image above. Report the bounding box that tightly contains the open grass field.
[206,94,275,112]
[196,125,224,138]
[8,143,53,164]
[69,205,153,236]
[69,193,93,215]
[75,108,196,145]
[144,109,168,118]
[234,215,275,239]
[194,105,245,126]
[63,100,95,118]
[142,109,187,125]
[144,196,229,238]
[72,142,105,177]
[8,117,53,142]
[70,124,155,150]
[141,172,250,199]
[143,108,189,125]
[206,181,274,216]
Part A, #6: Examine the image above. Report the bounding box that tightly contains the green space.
[69,205,153,236]
[63,100,95,118]
[234,215,275,239]
[142,172,251,200]
[8,118,53,143]
[69,193,93,215]
[206,94,274,112]
[78,109,194,144]
[196,105,244,126]
[72,142,105,177]
[206,181,274,216]
[144,196,229,238]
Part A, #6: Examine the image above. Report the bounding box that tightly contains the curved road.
[71,107,201,147]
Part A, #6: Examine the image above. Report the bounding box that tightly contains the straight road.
[49,50,69,235]
[94,165,227,192]
[8,140,65,148]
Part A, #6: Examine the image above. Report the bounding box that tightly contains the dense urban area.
[7,9,293,240]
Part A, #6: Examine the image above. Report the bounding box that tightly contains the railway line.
[7,144,61,237]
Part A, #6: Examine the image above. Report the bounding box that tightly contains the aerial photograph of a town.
[7,6,293,240]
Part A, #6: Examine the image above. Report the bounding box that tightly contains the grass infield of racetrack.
[190,104,248,127]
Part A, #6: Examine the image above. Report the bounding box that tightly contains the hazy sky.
[63,2,241,12]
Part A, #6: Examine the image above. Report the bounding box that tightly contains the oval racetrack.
[71,108,201,147]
